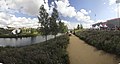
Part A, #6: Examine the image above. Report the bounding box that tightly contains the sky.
[0,0,120,29]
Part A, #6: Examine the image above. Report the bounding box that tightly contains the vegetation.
[0,35,69,64]
[77,24,83,30]
[49,8,59,38]
[80,24,83,29]
[0,5,68,39]
[75,30,120,56]
[38,5,68,41]
[21,28,39,34]
[0,28,11,35]
[58,20,68,33]
[77,24,80,30]
[38,5,50,41]
[0,28,39,38]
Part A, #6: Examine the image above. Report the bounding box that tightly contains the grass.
[0,35,69,64]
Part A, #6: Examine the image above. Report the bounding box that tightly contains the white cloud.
[10,17,39,28]
[61,20,80,29]
[55,0,76,17]
[0,12,12,25]
[104,3,106,4]
[0,0,49,16]
[61,20,73,29]
[61,20,95,29]
[75,10,91,23]
[0,12,39,28]
[14,0,48,15]
[0,0,8,12]
[55,0,91,20]
[109,0,116,5]
[88,10,91,13]
[80,9,89,15]
[82,23,92,28]
[82,19,108,28]
[55,0,93,28]
[114,6,120,17]
[108,0,120,17]
[95,19,106,24]
[0,0,95,29]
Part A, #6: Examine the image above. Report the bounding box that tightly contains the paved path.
[67,35,120,64]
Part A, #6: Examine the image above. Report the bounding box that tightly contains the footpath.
[67,35,120,64]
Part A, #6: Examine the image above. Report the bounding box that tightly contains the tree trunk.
[54,35,57,39]
[45,35,47,42]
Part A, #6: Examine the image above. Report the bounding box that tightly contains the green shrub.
[75,30,120,56]
[0,35,69,64]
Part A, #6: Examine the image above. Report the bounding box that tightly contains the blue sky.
[66,0,117,21]
[56,0,119,28]
[14,0,117,20]
[0,0,119,29]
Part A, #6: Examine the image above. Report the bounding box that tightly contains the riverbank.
[67,35,120,64]
[0,35,69,64]
[0,33,38,38]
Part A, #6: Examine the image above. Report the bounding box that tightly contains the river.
[0,34,61,47]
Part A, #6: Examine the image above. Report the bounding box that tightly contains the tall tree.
[58,20,68,33]
[77,24,80,30]
[38,5,50,41]
[80,24,83,29]
[49,8,59,38]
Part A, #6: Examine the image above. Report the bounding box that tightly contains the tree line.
[38,5,68,41]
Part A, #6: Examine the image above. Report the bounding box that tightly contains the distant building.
[92,18,120,30]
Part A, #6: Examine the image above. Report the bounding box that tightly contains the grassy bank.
[75,30,120,56]
[0,35,69,64]
[0,33,38,38]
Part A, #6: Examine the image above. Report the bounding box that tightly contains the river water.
[0,34,61,47]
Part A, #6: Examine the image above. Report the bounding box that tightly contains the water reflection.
[0,34,61,47]
[30,37,36,44]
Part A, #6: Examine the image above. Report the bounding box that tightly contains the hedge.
[0,35,70,64]
[75,30,120,56]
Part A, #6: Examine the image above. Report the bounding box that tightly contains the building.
[92,18,120,30]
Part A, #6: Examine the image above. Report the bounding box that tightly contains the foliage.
[77,24,80,29]
[0,35,69,64]
[77,24,83,30]
[38,5,68,40]
[0,28,11,35]
[58,20,68,33]
[75,30,120,56]
[0,28,39,38]
[49,8,59,37]
[38,5,50,41]
[80,24,83,29]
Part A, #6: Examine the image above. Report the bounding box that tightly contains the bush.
[75,30,120,56]
[0,35,69,64]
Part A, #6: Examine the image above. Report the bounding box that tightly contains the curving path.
[67,35,120,64]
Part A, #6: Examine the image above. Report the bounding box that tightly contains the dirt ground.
[67,35,120,64]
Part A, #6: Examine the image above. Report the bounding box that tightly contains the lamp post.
[116,0,120,29]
